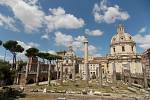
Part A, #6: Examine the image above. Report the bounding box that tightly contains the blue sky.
[0,0,150,61]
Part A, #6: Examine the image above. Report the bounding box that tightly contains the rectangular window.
[122,46,125,52]
[113,47,115,52]
[132,46,133,51]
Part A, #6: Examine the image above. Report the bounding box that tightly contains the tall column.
[113,62,116,84]
[121,67,124,81]
[25,57,32,85]
[60,63,63,85]
[48,61,51,86]
[142,58,148,88]
[128,61,131,86]
[72,60,76,82]
[83,37,89,86]
[56,60,59,80]
[36,61,40,85]
[143,64,148,88]
[99,64,102,88]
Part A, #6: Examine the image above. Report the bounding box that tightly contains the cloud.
[49,7,65,16]
[45,7,85,32]
[0,0,45,33]
[54,32,85,50]
[48,50,57,55]
[54,31,73,46]
[17,41,31,50]
[139,27,146,33]
[85,29,103,36]
[93,53,102,57]
[0,1,85,33]
[88,45,98,55]
[17,40,40,60]
[74,35,86,42]
[27,42,39,48]
[54,31,100,56]
[93,0,130,23]
[17,41,39,51]
[0,13,18,31]
[41,34,49,40]
[133,34,150,49]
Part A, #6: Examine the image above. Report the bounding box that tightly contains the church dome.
[111,24,135,45]
[110,24,136,55]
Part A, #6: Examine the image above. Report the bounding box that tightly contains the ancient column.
[99,64,102,88]
[36,61,40,85]
[60,62,63,85]
[56,60,59,80]
[25,63,29,85]
[83,36,89,86]
[25,57,32,85]
[72,60,76,82]
[142,63,148,88]
[128,62,131,86]
[121,67,124,81]
[48,61,51,86]
[113,62,116,84]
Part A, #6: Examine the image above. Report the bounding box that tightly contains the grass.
[27,80,128,93]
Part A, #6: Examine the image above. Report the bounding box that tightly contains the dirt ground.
[16,92,144,100]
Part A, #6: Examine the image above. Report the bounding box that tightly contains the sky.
[0,0,150,61]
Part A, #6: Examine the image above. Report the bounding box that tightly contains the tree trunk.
[36,61,40,85]
[48,61,51,86]
[13,53,17,84]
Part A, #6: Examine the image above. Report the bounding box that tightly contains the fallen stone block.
[102,93,111,96]
[93,91,102,96]
[127,87,137,93]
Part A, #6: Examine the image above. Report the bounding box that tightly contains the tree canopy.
[3,40,24,54]
[0,60,14,86]
[25,47,39,57]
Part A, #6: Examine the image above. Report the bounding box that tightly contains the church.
[79,24,143,83]
[107,24,143,82]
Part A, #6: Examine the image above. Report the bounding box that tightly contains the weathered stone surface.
[127,87,137,93]
[102,93,111,96]
[93,91,102,96]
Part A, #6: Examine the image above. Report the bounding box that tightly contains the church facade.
[107,24,143,81]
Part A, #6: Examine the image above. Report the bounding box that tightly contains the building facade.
[142,48,150,76]
[107,24,143,82]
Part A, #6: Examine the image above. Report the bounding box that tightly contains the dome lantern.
[117,24,124,35]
